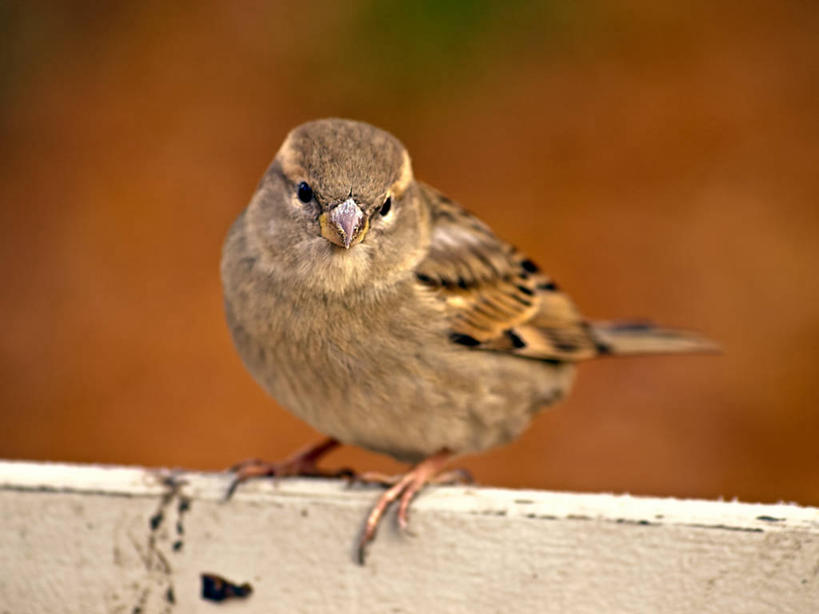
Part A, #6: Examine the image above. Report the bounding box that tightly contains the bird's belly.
[315,356,574,463]
[236,314,574,462]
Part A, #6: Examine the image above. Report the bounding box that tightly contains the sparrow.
[220,118,715,563]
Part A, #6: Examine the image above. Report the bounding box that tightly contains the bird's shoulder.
[413,182,600,360]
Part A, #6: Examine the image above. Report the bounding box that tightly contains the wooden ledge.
[1,460,817,613]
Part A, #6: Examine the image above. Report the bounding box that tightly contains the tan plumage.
[415,182,714,361]
[221,118,716,561]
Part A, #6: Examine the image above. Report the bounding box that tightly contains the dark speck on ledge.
[149,511,163,531]
[201,573,253,602]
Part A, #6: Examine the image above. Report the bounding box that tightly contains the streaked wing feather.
[414,183,599,361]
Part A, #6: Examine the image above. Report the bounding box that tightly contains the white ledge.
[1,460,817,613]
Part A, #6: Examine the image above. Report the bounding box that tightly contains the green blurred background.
[1,1,817,505]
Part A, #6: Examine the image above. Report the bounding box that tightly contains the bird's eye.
[297,181,313,204]
[380,195,392,216]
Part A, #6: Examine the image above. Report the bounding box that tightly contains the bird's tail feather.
[589,320,719,356]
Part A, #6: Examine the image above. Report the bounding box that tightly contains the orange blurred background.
[1,1,817,506]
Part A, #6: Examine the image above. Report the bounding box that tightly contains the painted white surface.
[0,460,817,613]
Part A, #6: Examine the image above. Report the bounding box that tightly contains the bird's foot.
[225,437,349,499]
[356,449,456,564]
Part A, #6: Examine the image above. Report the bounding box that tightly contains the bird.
[220,118,715,563]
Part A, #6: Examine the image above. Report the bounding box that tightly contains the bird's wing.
[414,182,602,361]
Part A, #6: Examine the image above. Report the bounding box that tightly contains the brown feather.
[414,183,598,361]
[413,184,716,362]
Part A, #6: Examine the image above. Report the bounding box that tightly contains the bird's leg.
[226,437,350,499]
[357,449,455,564]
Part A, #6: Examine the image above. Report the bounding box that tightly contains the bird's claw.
[355,450,455,564]
[224,437,344,500]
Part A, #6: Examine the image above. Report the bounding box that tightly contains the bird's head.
[246,119,429,292]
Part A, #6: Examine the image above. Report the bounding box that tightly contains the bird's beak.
[319,198,369,249]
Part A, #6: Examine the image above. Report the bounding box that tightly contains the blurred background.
[1,1,817,506]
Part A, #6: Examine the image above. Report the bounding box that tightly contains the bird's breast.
[224,257,574,462]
